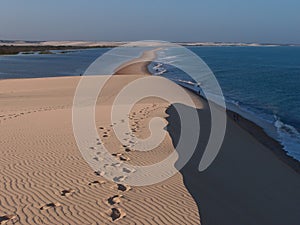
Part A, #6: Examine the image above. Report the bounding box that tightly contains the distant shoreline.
[0,45,113,55]
[1,42,298,56]
[1,40,299,49]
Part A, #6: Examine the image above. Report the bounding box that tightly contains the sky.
[0,0,300,44]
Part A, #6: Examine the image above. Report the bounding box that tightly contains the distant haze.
[1,0,299,44]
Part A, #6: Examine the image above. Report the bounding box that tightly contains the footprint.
[88,180,106,186]
[0,215,17,225]
[119,155,130,161]
[113,176,127,183]
[61,189,75,197]
[122,167,135,174]
[111,162,122,167]
[107,195,123,205]
[93,156,102,161]
[112,153,130,161]
[124,148,131,152]
[94,171,105,176]
[113,184,131,192]
[109,208,126,222]
[40,202,61,210]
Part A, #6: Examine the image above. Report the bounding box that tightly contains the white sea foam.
[151,47,300,162]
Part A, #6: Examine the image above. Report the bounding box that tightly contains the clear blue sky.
[1,0,299,44]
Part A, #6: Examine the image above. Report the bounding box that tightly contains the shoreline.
[186,88,300,173]
[144,53,300,173]
[226,109,300,172]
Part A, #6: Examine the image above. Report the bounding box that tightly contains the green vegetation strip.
[0,45,114,55]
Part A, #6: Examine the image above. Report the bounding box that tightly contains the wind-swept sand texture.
[0,77,200,223]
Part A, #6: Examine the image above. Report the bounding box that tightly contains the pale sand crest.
[0,62,201,223]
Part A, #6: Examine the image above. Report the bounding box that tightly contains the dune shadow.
[166,102,300,225]
[166,103,210,224]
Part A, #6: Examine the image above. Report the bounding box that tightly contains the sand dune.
[0,75,200,224]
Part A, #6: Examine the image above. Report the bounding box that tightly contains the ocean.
[0,46,299,161]
[0,48,109,79]
[149,46,300,161]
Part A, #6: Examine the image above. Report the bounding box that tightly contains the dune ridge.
[0,55,201,223]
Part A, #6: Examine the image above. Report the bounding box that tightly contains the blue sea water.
[0,46,300,161]
[0,47,150,78]
[149,46,300,161]
[0,48,110,79]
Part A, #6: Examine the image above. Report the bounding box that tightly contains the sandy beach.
[0,49,300,225]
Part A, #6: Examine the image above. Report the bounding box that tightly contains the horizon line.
[0,39,299,46]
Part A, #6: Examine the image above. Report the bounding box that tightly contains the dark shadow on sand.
[166,102,300,225]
